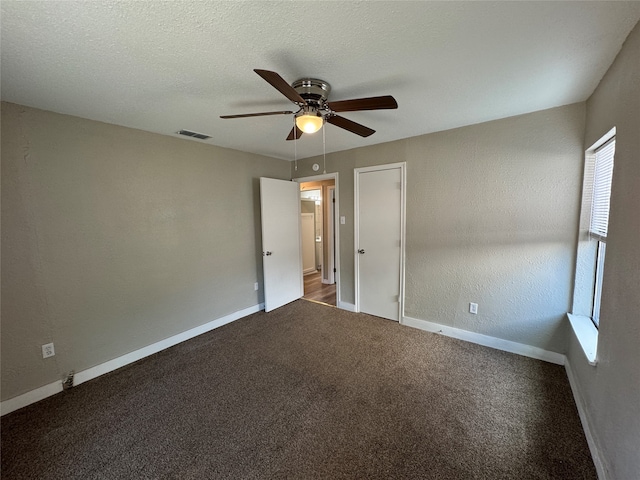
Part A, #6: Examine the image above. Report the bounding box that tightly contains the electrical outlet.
[469,303,478,315]
[254,282,259,291]
[42,342,55,358]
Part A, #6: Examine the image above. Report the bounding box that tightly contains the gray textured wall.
[294,103,586,354]
[567,22,640,480]
[1,102,290,401]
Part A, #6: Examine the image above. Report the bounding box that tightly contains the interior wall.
[0,102,290,402]
[293,103,585,353]
[567,22,640,480]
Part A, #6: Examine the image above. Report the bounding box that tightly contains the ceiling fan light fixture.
[296,113,323,134]
[221,70,397,140]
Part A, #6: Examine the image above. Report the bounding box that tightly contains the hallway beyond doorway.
[303,271,336,306]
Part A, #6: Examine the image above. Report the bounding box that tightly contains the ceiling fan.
[221,69,398,141]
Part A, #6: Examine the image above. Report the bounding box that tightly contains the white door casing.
[260,177,303,312]
[355,163,406,321]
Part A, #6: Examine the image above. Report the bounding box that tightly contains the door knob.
[263,251,273,256]
[358,249,365,254]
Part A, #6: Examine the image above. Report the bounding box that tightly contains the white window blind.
[589,138,615,241]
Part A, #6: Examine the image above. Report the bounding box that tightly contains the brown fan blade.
[326,115,375,137]
[286,126,304,141]
[254,69,307,105]
[220,110,293,119]
[327,95,398,113]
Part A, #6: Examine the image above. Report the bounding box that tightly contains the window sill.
[567,314,598,366]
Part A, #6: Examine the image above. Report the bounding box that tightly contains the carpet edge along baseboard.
[0,303,265,416]
[2,306,566,416]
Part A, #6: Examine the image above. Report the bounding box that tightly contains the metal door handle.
[263,251,273,256]
[358,249,365,254]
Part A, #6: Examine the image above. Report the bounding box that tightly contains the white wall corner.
[564,359,609,480]
[1,303,265,417]
[401,315,566,365]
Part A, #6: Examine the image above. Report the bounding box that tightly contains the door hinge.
[334,268,337,273]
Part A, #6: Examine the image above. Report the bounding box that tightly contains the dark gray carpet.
[1,300,596,479]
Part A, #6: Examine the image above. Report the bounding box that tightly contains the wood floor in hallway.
[303,271,336,306]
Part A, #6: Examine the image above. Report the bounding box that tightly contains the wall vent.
[178,129,211,140]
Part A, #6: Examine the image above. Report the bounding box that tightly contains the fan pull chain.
[293,116,298,172]
[322,120,327,174]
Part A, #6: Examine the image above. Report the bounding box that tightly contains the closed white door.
[260,178,303,312]
[355,164,405,321]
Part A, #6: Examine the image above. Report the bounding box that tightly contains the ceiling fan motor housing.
[292,78,331,108]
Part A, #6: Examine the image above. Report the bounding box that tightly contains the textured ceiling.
[2,1,639,160]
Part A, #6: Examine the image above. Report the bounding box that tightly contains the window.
[587,134,615,326]
[568,128,615,362]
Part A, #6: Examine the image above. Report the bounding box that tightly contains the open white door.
[260,177,303,312]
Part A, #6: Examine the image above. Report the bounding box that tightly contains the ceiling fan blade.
[220,110,293,119]
[326,115,375,137]
[286,126,304,141]
[254,69,307,105]
[327,95,398,113]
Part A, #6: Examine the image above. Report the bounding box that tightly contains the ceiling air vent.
[178,129,211,140]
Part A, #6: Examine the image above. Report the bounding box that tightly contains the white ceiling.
[2,1,639,160]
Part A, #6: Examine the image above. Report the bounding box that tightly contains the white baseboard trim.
[1,303,264,417]
[401,315,566,365]
[0,381,64,417]
[337,301,356,312]
[564,359,608,480]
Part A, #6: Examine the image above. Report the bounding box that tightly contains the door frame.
[326,186,336,285]
[354,162,406,321]
[294,172,341,308]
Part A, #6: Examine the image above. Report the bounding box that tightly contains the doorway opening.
[299,177,337,307]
